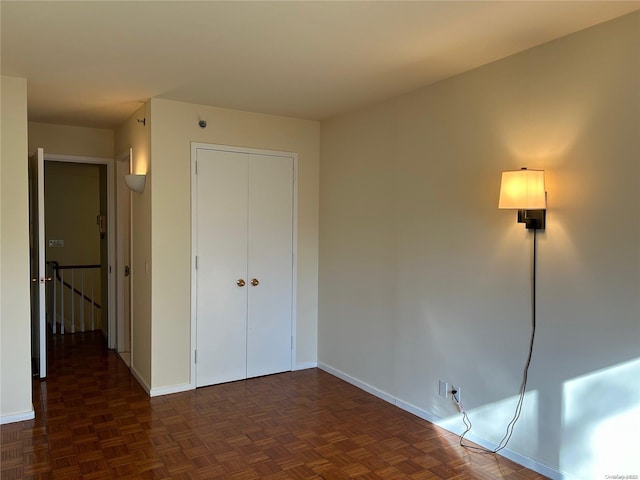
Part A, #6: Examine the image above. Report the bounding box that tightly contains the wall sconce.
[458,168,545,453]
[124,174,146,193]
[498,167,546,230]
[124,147,146,193]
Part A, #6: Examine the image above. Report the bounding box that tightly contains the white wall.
[45,163,101,266]
[0,76,33,422]
[28,122,114,158]
[114,103,152,390]
[319,12,639,479]
[149,98,320,391]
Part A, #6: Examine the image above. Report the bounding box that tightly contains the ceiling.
[2,1,638,129]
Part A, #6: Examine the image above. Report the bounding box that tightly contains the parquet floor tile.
[1,331,549,479]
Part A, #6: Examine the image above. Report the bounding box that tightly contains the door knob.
[32,277,38,282]
[42,277,53,283]
[236,279,246,287]
[250,278,259,286]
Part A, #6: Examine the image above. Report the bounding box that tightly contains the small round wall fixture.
[199,120,207,128]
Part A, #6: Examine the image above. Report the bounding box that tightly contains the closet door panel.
[246,154,294,378]
[196,149,249,387]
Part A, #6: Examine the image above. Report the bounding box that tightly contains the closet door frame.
[190,142,298,389]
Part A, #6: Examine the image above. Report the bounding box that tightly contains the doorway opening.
[29,151,117,379]
[44,161,107,340]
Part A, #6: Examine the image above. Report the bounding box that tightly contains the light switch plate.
[439,380,448,398]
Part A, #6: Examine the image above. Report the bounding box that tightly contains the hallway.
[1,332,547,479]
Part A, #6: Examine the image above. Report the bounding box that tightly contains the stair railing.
[47,261,102,334]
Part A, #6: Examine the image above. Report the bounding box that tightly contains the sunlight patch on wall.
[561,358,640,478]
[438,390,539,458]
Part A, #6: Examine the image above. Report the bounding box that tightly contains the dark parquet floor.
[1,331,548,479]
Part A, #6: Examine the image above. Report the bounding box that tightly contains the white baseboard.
[0,409,35,425]
[293,361,317,371]
[318,362,396,405]
[395,398,441,425]
[317,362,563,480]
[437,420,563,479]
[145,362,319,398]
[150,382,193,397]
[130,365,151,395]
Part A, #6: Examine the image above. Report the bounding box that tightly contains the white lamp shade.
[498,169,546,209]
[124,174,146,193]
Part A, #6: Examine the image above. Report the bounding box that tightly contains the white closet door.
[196,149,249,386]
[246,155,293,378]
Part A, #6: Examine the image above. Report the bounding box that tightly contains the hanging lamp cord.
[455,228,538,454]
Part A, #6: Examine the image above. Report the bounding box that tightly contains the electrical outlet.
[439,380,448,398]
[451,385,461,403]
